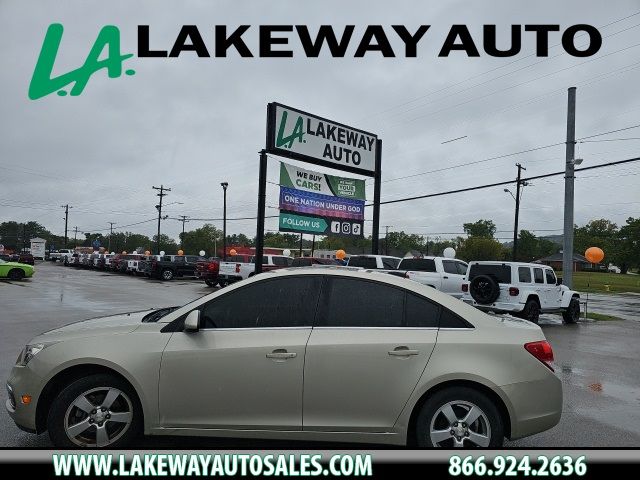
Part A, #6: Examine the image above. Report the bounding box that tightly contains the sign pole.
[255,150,268,275]
[371,139,382,254]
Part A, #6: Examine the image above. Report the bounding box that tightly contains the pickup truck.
[148,255,205,281]
[216,254,294,286]
[50,248,73,263]
[394,257,469,299]
[346,255,402,270]
[195,257,221,287]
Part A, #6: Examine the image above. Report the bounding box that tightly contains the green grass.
[584,312,624,321]
[556,271,640,294]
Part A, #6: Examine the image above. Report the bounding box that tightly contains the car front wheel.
[416,387,504,448]
[563,298,580,324]
[8,269,25,281]
[161,269,174,281]
[47,374,142,448]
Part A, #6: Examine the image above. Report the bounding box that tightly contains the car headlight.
[16,343,51,366]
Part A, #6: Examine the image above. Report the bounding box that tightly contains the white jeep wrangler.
[462,261,581,324]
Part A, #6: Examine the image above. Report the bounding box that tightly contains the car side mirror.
[184,310,200,332]
[556,277,562,286]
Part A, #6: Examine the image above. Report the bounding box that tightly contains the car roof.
[469,261,552,268]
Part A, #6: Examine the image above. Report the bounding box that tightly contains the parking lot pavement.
[1,262,639,448]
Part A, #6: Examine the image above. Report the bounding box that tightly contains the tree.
[516,230,557,262]
[180,224,222,256]
[617,217,640,273]
[456,237,507,262]
[574,218,619,266]
[152,234,178,255]
[463,219,496,238]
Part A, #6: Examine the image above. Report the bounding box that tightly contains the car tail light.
[509,287,519,296]
[524,341,555,371]
[208,262,219,272]
[462,284,469,292]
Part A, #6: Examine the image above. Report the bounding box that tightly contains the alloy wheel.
[64,387,133,447]
[429,400,491,447]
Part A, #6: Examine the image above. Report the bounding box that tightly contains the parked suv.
[462,261,581,324]
[395,257,468,299]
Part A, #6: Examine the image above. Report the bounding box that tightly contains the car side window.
[199,276,322,329]
[348,257,377,269]
[382,257,400,269]
[405,293,440,328]
[442,260,459,274]
[518,267,532,283]
[318,278,404,327]
[545,269,557,285]
[439,309,473,328]
[534,268,544,284]
[456,262,468,275]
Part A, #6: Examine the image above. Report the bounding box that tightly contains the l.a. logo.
[28,23,135,100]
[275,110,305,148]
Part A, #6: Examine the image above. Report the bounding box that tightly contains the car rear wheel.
[204,279,217,287]
[47,374,142,448]
[161,269,174,281]
[8,269,25,281]
[562,298,580,324]
[519,298,540,324]
[416,387,503,448]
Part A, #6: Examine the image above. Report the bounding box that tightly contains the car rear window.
[399,258,436,272]
[468,264,512,284]
[382,257,401,269]
[347,256,378,269]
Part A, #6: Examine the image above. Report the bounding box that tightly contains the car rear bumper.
[463,298,524,313]
[501,374,562,440]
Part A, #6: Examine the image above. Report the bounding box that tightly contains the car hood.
[32,309,155,343]
[2,261,33,269]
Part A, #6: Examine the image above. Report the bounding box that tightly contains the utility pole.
[178,216,189,248]
[562,87,577,288]
[311,235,316,257]
[107,222,115,253]
[512,163,526,261]
[152,185,171,255]
[220,182,228,260]
[383,225,393,255]
[299,233,303,257]
[61,204,71,247]
[73,226,78,246]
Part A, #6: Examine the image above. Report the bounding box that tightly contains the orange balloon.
[229,248,237,256]
[585,246,604,264]
[177,249,184,256]
[144,250,151,256]
[122,251,127,254]
[336,249,346,260]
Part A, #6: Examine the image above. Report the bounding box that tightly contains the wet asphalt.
[1,262,639,448]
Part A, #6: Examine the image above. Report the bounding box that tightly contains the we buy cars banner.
[279,162,365,237]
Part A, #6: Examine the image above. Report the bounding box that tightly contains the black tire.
[469,275,500,305]
[415,386,504,448]
[519,298,540,324]
[204,279,216,287]
[562,297,580,324]
[161,269,174,281]
[47,374,142,448]
[8,269,24,281]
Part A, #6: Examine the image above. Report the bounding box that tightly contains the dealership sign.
[267,103,378,176]
[279,163,366,200]
[278,162,365,238]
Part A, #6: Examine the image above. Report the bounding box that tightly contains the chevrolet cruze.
[6,268,561,448]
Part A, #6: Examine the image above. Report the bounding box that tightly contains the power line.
[372,156,640,207]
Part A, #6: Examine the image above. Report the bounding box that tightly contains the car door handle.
[388,346,419,357]
[443,276,449,279]
[266,349,297,360]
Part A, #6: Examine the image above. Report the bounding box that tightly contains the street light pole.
[221,182,228,261]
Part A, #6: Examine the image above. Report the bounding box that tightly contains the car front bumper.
[6,365,44,434]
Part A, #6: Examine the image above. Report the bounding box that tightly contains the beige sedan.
[6,268,561,448]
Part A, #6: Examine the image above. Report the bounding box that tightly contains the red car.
[195,257,220,287]
[10,253,34,265]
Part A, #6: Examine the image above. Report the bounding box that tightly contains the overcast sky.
[1,0,639,248]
